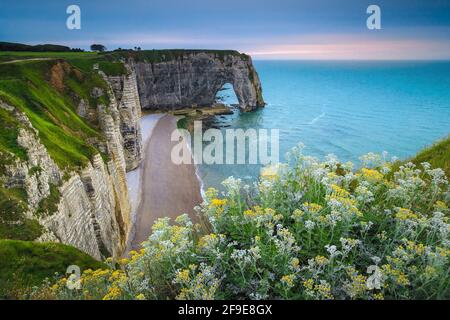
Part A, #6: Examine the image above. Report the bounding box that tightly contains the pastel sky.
[1,0,449,59]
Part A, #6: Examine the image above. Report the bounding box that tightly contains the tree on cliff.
[90,44,106,52]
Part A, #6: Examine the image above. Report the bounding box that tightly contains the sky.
[1,0,450,60]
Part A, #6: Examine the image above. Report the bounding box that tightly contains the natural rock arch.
[132,50,265,112]
[215,82,239,105]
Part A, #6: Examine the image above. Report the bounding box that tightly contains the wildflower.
[102,286,122,300]
[281,274,295,288]
[198,233,222,251]
[325,244,340,258]
[424,266,437,279]
[305,220,316,230]
[345,272,368,298]
[405,241,427,256]
[436,247,450,258]
[340,238,360,253]
[395,208,418,221]
[292,209,304,221]
[290,257,300,270]
[261,164,280,180]
[314,280,334,300]
[331,184,350,197]
[174,269,190,284]
[303,279,314,290]
[434,201,448,211]
[135,294,145,300]
[373,293,384,300]
[303,202,323,213]
[211,198,227,207]
[361,168,383,183]
[314,255,329,266]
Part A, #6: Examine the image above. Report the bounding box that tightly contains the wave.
[308,112,326,125]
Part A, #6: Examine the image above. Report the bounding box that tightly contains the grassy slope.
[0,53,128,241]
[410,135,450,176]
[393,135,450,177]
[0,60,103,169]
[0,239,106,299]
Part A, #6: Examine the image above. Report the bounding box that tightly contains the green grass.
[0,51,98,62]
[106,49,246,63]
[0,239,106,299]
[0,51,127,76]
[409,135,450,176]
[36,184,61,217]
[0,60,104,170]
[0,57,116,238]
[0,106,28,163]
[392,135,450,176]
[0,184,43,241]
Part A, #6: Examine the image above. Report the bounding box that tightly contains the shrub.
[38,145,450,300]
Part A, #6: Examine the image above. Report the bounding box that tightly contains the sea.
[196,60,450,190]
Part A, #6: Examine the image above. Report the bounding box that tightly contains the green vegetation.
[0,185,40,241]
[0,53,128,240]
[0,42,74,53]
[37,147,449,300]
[0,105,28,163]
[406,135,450,177]
[0,60,103,169]
[176,116,190,130]
[0,240,105,299]
[107,49,247,63]
[36,185,61,217]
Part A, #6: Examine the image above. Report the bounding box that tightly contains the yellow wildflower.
[395,208,418,221]
[102,286,122,300]
[291,257,300,270]
[211,198,227,207]
[361,168,383,182]
[261,164,279,180]
[175,269,190,283]
[373,293,384,300]
[314,255,329,266]
[331,184,350,197]
[303,202,323,213]
[303,279,314,290]
[314,282,333,299]
[424,266,437,279]
[281,274,295,287]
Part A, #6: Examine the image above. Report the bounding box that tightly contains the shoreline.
[125,113,164,254]
[129,114,203,251]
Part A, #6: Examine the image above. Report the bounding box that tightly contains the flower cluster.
[36,146,449,300]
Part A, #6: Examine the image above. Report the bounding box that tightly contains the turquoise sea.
[198,60,450,190]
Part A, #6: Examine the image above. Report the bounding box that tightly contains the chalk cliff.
[132,50,265,111]
[0,50,264,260]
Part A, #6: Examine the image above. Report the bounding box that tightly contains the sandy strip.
[126,113,164,216]
[131,114,203,250]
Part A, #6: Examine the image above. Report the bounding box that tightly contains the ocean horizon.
[198,60,450,189]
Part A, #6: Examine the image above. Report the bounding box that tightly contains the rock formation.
[0,50,264,260]
[133,51,265,111]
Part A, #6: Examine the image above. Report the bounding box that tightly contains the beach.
[130,114,203,250]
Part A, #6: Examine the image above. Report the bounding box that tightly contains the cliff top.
[105,49,251,63]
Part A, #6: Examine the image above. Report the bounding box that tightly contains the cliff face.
[0,50,264,260]
[103,63,143,171]
[133,51,265,111]
[0,90,132,259]
[0,59,137,259]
